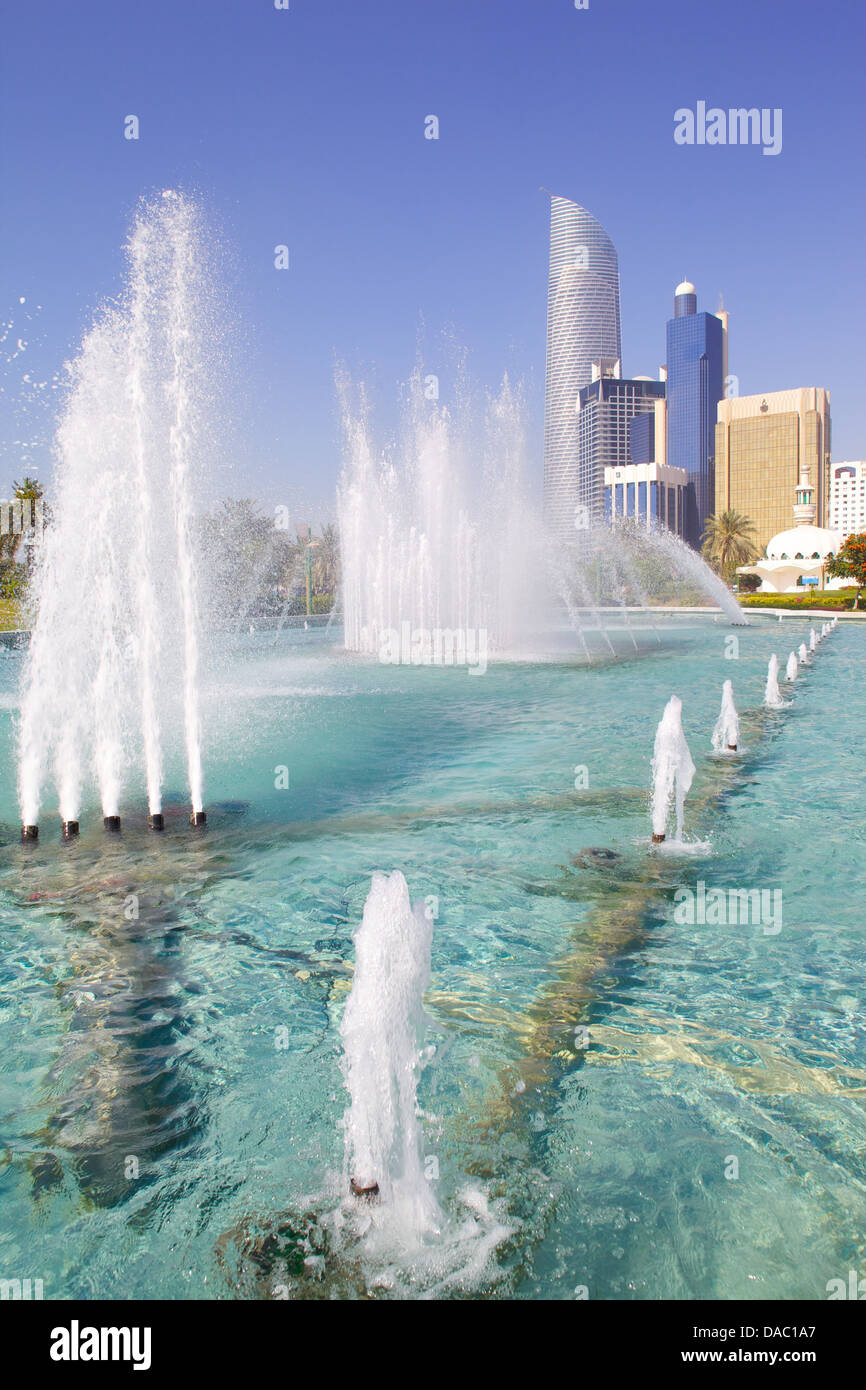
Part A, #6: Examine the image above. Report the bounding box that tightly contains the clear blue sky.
[1,0,864,520]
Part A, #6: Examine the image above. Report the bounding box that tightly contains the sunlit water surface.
[0,616,863,1299]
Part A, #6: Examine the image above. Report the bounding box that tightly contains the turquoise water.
[0,616,864,1299]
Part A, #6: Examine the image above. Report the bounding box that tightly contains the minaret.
[793,462,817,527]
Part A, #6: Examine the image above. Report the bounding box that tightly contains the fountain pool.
[0,614,864,1299]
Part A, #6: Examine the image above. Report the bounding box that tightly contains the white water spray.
[651,696,696,843]
[340,871,441,1240]
[17,192,213,830]
[764,653,787,708]
[337,372,535,658]
[711,679,739,753]
[785,651,799,682]
[337,367,747,667]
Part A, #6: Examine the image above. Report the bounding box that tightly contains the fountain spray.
[340,871,440,1236]
[711,680,739,752]
[16,192,213,836]
[651,696,696,844]
[764,654,787,708]
[785,651,799,682]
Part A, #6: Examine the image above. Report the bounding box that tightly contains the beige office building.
[714,388,831,552]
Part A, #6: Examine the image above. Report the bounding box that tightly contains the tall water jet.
[340,871,441,1239]
[711,679,739,752]
[785,651,799,682]
[337,371,535,660]
[17,191,215,830]
[799,641,810,665]
[809,628,818,652]
[764,654,787,708]
[651,696,696,844]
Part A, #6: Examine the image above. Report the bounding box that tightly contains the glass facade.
[665,307,725,548]
[543,196,621,536]
[604,463,687,537]
[628,412,655,465]
[577,377,665,519]
[714,394,831,553]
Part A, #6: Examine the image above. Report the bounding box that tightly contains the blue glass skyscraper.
[665,282,726,548]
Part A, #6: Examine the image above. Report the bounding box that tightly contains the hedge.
[736,588,860,611]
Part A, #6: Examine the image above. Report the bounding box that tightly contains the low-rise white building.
[829,461,866,539]
[738,462,846,594]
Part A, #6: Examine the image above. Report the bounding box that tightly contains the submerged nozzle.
[190,810,206,828]
[350,1178,380,1200]
[727,743,738,751]
[651,832,665,844]
[148,813,165,832]
[103,815,121,832]
[61,821,80,839]
[21,824,38,841]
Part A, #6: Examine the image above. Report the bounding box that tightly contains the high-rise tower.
[543,195,622,536]
[665,280,726,549]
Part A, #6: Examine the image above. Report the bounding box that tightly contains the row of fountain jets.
[17,194,210,844]
[343,618,839,1211]
[650,619,838,846]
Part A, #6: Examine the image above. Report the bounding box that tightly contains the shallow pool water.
[0,615,863,1299]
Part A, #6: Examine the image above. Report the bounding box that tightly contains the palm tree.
[701,509,759,581]
[311,522,340,597]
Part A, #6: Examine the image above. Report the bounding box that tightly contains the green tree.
[827,532,866,609]
[701,509,760,581]
[311,522,339,597]
[198,498,298,624]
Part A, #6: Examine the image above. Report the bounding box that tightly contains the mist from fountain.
[651,695,696,843]
[711,679,739,753]
[631,523,746,626]
[339,871,441,1243]
[17,191,214,830]
[337,367,746,667]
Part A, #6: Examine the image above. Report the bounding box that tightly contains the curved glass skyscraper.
[543,195,622,535]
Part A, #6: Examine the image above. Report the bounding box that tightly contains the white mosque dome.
[766,524,842,561]
[675,280,696,296]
